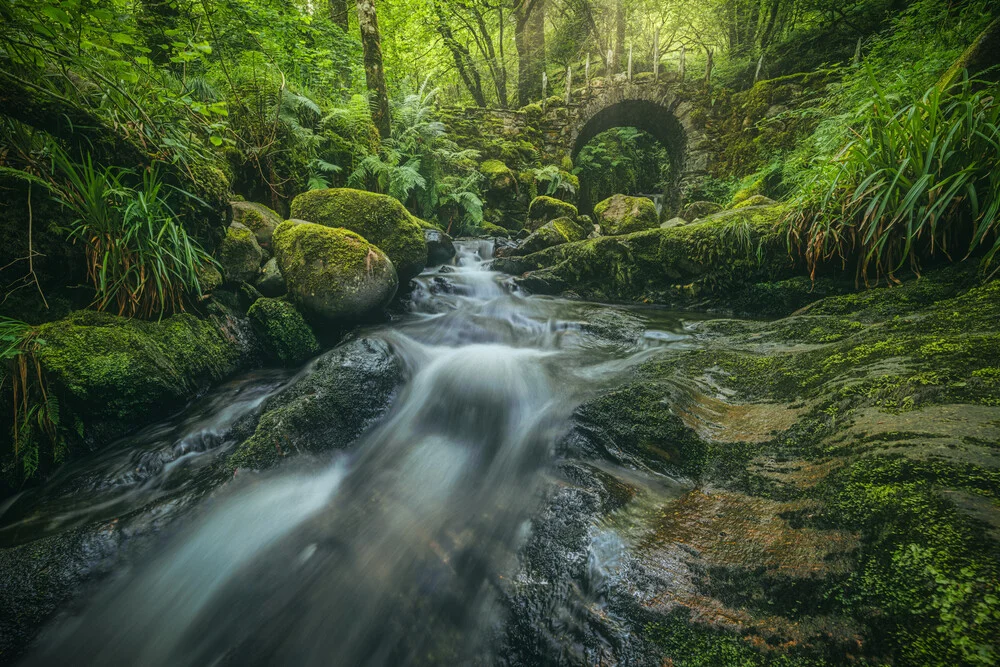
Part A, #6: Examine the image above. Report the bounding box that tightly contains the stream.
[2,240,706,665]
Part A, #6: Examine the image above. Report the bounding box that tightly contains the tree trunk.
[515,0,545,106]
[356,0,391,138]
[329,0,349,31]
[435,5,488,106]
[614,0,625,74]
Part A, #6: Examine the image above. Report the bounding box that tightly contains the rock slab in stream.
[229,337,404,470]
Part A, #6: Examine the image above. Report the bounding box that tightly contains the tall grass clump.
[787,71,1000,283]
[52,149,216,318]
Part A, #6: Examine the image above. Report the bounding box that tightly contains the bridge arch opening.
[570,99,686,216]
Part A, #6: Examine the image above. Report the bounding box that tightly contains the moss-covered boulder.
[477,221,512,238]
[660,216,687,229]
[479,159,517,192]
[256,257,286,297]
[229,337,402,470]
[496,205,795,309]
[425,228,456,266]
[217,223,263,283]
[509,217,588,256]
[272,220,398,322]
[593,195,659,235]
[289,188,427,283]
[247,297,319,365]
[35,309,251,444]
[680,200,723,221]
[732,194,776,209]
[526,196,578,231]
[231,201,282,247]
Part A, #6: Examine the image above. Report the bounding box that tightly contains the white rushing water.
[24,239,700,666]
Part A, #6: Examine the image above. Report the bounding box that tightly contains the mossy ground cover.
[591,266,1000,666]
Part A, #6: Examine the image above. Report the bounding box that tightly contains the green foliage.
[788,72,1000,283]
[51,149,215,318]
[349,80,484,232]
[0,316,63,482]
[574,127,671,210]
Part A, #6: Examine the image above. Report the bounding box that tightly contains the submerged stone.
[272,220,398,322]
[289,188,427,283]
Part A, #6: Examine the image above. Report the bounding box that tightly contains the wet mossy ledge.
[521,265,1000,666]
[495,203,825,315]
[31,305,256,449]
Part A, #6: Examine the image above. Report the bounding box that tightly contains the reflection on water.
[13,239,706,666]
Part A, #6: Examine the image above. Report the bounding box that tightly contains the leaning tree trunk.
[330,0,349,31]
[435,5,488,106]
[515,0,545,106]
[356,0,391,138]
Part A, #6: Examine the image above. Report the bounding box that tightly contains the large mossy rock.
[247,297,319,365]
[593,194,659,235]
[272,220,398,322]
[526,196,578,231]
[680,200,723,221]
[479,159,517,192]
[289,188,427,283]
[229,337,403,470]
[217,223,263,283]
[231,201,282,247]
[509,217,588,256]
[496,205,798,311]
[35,309,252,444]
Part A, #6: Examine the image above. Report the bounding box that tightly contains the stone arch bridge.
[443,74,715,210]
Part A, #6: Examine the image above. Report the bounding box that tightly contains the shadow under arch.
[570,99,687,211]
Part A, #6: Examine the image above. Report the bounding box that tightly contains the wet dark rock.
[256,257,286,297]
[229,337,403,470]
[425,228,456,266]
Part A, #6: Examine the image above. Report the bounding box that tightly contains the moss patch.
[593,194,659,235]
[247,298,319,365]
[526,196,578,231]
[289,188,427,283]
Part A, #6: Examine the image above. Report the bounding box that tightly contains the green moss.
[35,309,245,444]
[511,217,587,255]
[272,220,398,321]
[247,298,319,365]
[289,188,427,282]
[526,195,578,230]
[476,221,512,238]
[217,223,263,283]
[575,382,708,478]
[231,201,281,246]
[505,205,792,307]
[732,194,776,209]
[593,194,659,235]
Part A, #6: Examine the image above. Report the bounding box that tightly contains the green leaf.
[40,5,71,25]
[209,135,223,147]
[111,32,135,44]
